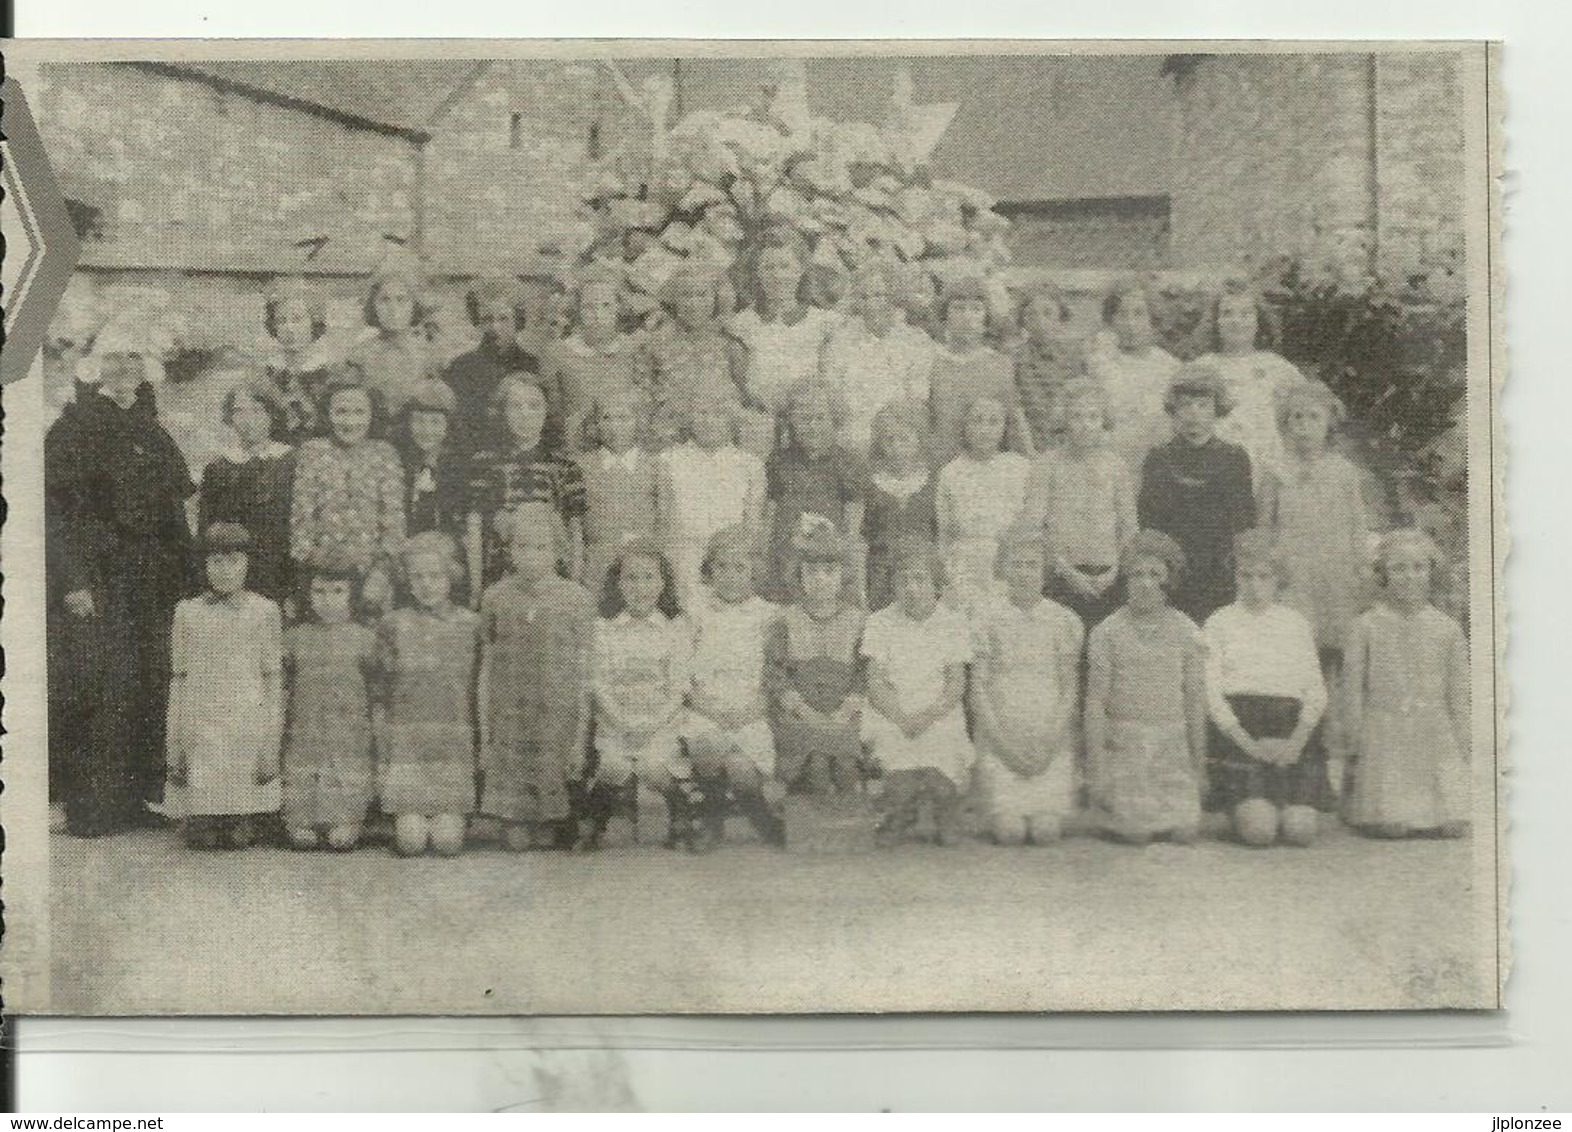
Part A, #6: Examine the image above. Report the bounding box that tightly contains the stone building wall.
[35,62,419,276]
[419,59,600,274]
[1167,51,1465,280]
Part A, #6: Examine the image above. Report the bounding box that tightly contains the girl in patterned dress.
[659,395,766,610]
[1084,530,1208,844]
[936,395,1033,614]
[1025,377,1136,627]
[862,399,938,613]
[642,265,742,451]
[465,373,586,596]
[165,523,283,850]
[682,525,787,846]
[375,532,479,857]
[576,390,661,598]
[1343,530,1471,839]
[588,539,696,847]
[971,525,1085,846]
[281,556,378,851]
[1013,281,1088,454]
[262,276,330,445]
[477,504,595,852]
[289,376,406,618]
[764,520,867,796]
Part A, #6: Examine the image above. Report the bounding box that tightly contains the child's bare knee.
[1233,799,1279,847]
[1027,814,1063,844]
[992,815,1026,846]
[1279,805,1318,847]
[325,822,362,851]
[430,815,466,857]
[394,814,430,856]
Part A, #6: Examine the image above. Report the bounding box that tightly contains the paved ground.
[48,814,1494,1016]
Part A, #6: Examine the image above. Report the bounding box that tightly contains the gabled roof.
[125,59,488,141]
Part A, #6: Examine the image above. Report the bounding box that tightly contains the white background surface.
[11,0,1569,1111]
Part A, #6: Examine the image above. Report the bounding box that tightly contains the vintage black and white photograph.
[0,41,1502,1015]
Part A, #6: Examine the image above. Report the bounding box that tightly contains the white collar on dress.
[565,333,631,359]
[871,469,929,499]
[612,608,670,627]
[221,440,292,464]
[599,447,644,473]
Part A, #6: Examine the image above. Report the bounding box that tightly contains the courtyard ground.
[47,817,1495,1016]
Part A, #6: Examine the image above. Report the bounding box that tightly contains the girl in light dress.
[1202,530,1329,848]
[862,399,939,613]
[1343,530,1471,839]
[658,396,766,610]
[861,539,974,846]
[281,556,378,851]
[1260,379,1372,666]
[821,260,936,457]
[289,376,406,618]
[374,532,479,858]
[1084,530,1208,845]
[928,276,1035,466]
[970,525,1085,846]
[936,395,1032,614]
[576,390,662,598]
[1259,379,1373,783]
[730,239,838,455]
[682,525,787,846]
[1087,277,1180,474]
[165,523,283,850]
[1193,278,1306,492]
[587,540,697,848]
[1026,377,1136,628]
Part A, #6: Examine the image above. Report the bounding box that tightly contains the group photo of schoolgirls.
[43,222,1473,862]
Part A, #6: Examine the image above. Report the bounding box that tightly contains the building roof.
[128,59,488,140]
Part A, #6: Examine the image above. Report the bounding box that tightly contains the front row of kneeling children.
[165,501,1472,856]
